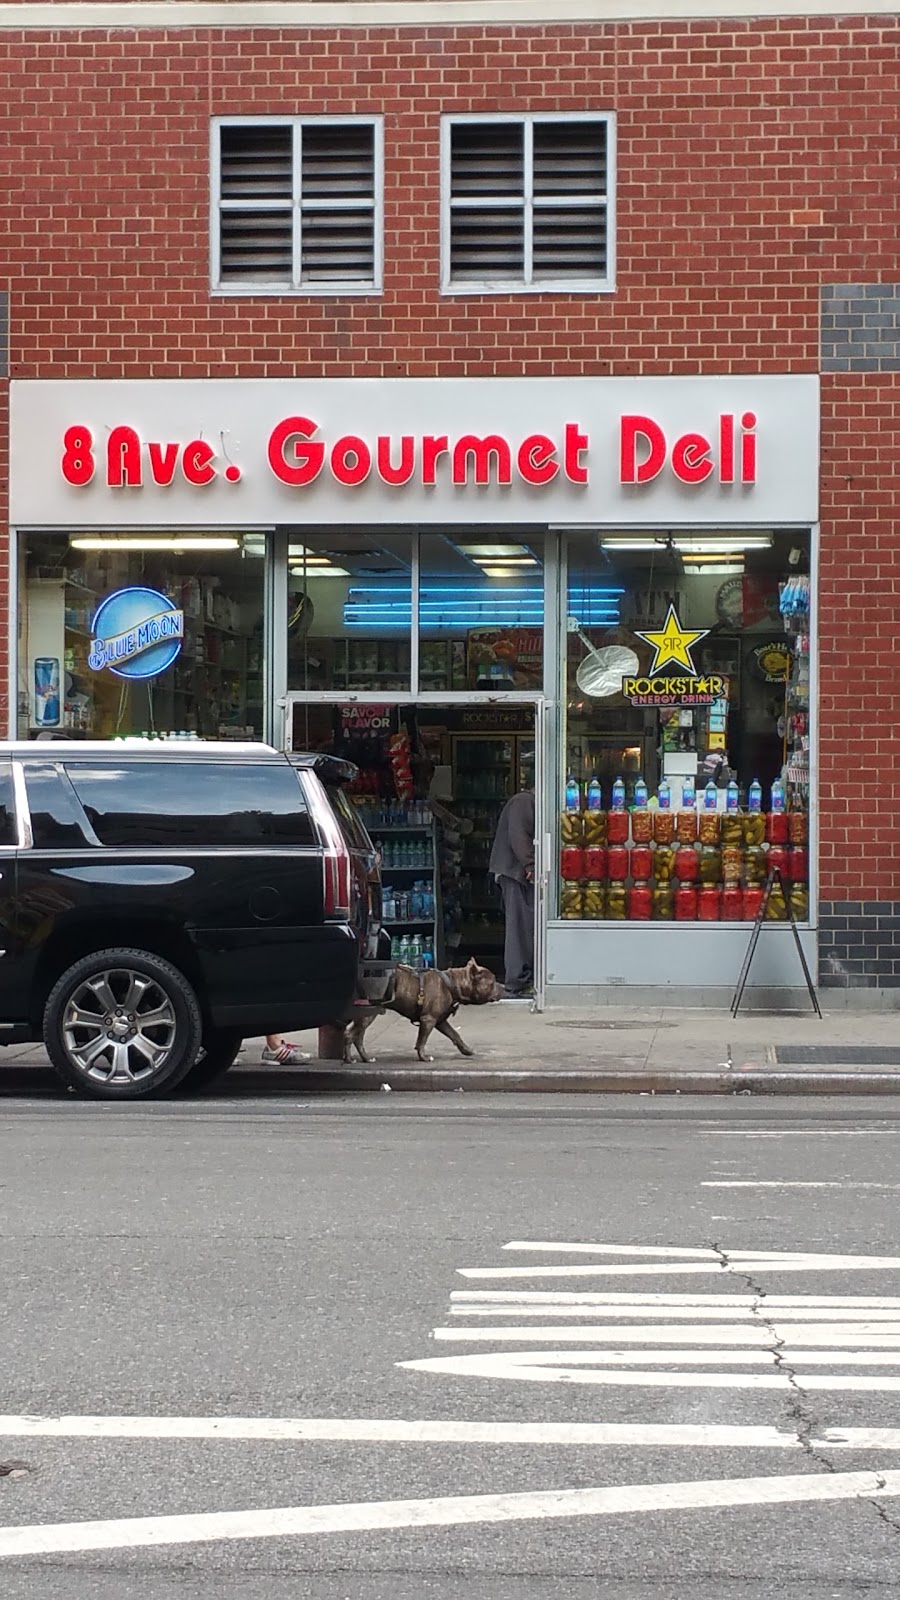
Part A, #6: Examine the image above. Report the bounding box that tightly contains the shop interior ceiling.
[282,527,546,576]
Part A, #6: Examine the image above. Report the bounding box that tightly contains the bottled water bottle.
[748,778,762,813]
[611,776,626,811]
[726,779,739,812]
[771,778,785,813]
[658,778,671,810]
[587,775,603,810]
[704,781,717,810]
[565,774,580,812]
[634,776,648,809]
[681,776,695,810]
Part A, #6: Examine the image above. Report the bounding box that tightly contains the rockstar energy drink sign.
[622,675,729,707]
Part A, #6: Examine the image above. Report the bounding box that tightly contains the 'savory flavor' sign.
[9,376,819,527]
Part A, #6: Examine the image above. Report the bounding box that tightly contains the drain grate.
[774,1045,900,1066]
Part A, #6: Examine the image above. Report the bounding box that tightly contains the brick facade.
[2,8,899,985]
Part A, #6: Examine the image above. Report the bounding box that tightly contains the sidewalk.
[4,1002,900,1095]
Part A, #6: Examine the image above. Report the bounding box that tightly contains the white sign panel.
[9,376,819,528]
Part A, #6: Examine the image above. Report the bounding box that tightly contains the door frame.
[281,690,548,1010]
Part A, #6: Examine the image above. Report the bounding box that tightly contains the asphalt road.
[3,1088,900,1597]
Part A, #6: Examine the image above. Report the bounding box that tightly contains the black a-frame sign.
[731,866,821,1018]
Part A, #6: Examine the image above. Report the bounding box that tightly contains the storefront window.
[18,532,264,740]
[416,530,545,693]
[287,530,413,695]
[559,530,811,925]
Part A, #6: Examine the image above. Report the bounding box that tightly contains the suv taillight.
[323,842,351,920]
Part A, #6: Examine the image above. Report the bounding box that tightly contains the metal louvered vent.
[447,116,611,290]
[215,119,379,291]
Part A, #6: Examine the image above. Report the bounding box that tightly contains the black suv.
[0,741,384,1099]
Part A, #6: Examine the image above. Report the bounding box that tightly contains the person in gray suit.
[489,755,536,997]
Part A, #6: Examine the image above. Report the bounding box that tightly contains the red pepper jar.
[607,844,629,881]
[698,885,721,921]
[560,846,585,882]
[765,811,789,845]
[628,882,652,920]
[787,846,808,882]
[722,884,743,920]
[674,884,698,920]
[631,809,653,843]
[607,810,629,844]
[583,845,607,880]
[767,844,789,879]
[674,845,700,881]
[630,845,653,881]
[742,885,765,920]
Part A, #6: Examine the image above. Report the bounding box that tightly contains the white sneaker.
[261,1042,311,1065]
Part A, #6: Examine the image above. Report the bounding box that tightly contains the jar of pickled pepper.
[631,808,653,844]
[607,883,627,921]
[583,810,608,847]
[652,884,674,920]
[744,846,766,886]
[698,846,722,885]
[630,845,653,881]
[560,810,584,846]
[722,884,743,920]
[628,883,652,920]
[742,813,765,847]
[722,844,743,883]
[653,845,676,883]
[698,885,721,921]
[674,845,700,882]
[767,844,789,879]
[699,811,721,846]
[742,885,765,919]
[607,810,629,845]
[765,883,788,921]
[790,884,810,920]
[559,883,584,919]
[721,814,744,846]
[788,811,808,846]
[766,811,789,845]
[607,844,629,881]
[560,846,585,881]
[787,846,808,883]
[674,884,698,920]
[676,809,699,844]
[583,845,608,880]
[582,881,606,919]
[653,810,676,845]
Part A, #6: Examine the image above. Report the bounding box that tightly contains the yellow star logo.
[636,605,709,674]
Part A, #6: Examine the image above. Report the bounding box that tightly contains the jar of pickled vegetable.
[676,809,699,844]
[790,885,810,920]
[742,885,765,920]
[607,883,627,921]
[788,811,808,846]
[583,845,607,880]
[722,884,743,920]
[767,844,789,879]
[788,846,808,882]
[582,881,606,919]
[722,844,743,883]
[607,844,629,881]
[630,845,653,881]
[583,810,608,847]
[652,885,674,920]
[607,810,629,844]
[743,846,766,886]
[674,885,698,920]
[674,845,699,881]
[698,846,722,885]
[698,885,721,921]
[559,884,584,919]
[631,808,653,844]
[766,811,789,845]
[721,814,744,846]
[560,846,585,881]
[628,883,652,920]
[742,813,765,847]
[654,845,675,883]
[698,811,721,846]
[653,810,676,845]
[765,883,787,921]
[560,810,584,846]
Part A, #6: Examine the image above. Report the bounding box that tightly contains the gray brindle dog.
[344,958,503,1063]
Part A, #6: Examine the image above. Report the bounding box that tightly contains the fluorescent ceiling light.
[477,557,539,568]
[70,536,240,551]
[600,535,772,554]
[290,565,349,578]
[457,543,530,558]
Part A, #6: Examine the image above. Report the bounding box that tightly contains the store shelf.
[380,866,434,874]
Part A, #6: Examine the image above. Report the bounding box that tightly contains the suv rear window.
[65,762,317,848]
[326,785,373,852]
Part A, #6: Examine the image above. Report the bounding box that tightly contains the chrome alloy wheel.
[61,967,178,1086]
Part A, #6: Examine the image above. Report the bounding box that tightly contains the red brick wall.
[3,13,900,903]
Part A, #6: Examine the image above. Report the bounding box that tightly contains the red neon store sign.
[59,413,757,490]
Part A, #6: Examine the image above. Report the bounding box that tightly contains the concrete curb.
[218,1066,900,1096]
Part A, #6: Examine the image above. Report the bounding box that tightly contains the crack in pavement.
[711,1241,900,1537]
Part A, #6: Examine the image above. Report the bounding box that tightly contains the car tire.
[43,947,203,1101]
[175,1028,244,1094]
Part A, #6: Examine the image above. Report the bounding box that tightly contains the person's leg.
[262,1034,310,1065]
[500,877,535,993]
